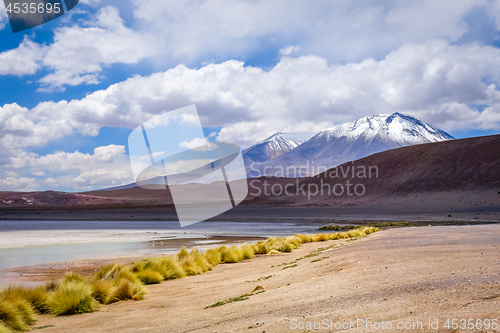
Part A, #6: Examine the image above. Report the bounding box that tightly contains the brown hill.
[1,135,499,220]
[246,134,500,206]
[0,191,129,208]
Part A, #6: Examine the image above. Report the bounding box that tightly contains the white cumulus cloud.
[0,37,46,76]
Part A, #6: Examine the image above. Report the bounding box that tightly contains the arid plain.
[29,224,500,333]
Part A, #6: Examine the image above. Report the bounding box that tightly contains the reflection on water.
[0,221,321,273]
[0,242,140,271]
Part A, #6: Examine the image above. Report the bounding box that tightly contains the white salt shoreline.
[0,229,184,249]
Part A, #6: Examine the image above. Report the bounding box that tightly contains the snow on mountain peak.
[243,131,317,163]
[319,112,453,146]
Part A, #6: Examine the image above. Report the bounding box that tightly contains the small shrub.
[240,244,255,259]
[180,256,204,275]
[136,259,165,278]
[130,261,147,274]
[107,280,146,303]
[94,264,138,283]
[252,241,268,254]
[346,230,361,238]
[295,234,312,244]
[203,248,222,265]
[276,240,294,253]
[0,285,47,314]
[191,249,213,272]
[62,272,88,284]
[313,233,330,242]
[46,281,99,316]
[136,270,163,285]
[338,232,349,239]
[176,247,189,260]
[0,297,35,331]
[252,285,264,292]
[44,281,59,292]
[157,258,186,280]
[267,249,281,255]
[329,233,340,240]
[220,246,242,263]
[286,236,300,248]
[91,280,114,304]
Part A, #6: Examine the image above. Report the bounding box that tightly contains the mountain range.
[1,133,498,223]
[243,112,454,177]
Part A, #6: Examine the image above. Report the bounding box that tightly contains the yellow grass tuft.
[46,281,99,316]
[295,234,312,243]
[136,270,164,285]
[220,246,243,263]
[156,257,187,280]
[0,285,47,314]
[252,241,268,254]
[240,243,255,259]
[203,248,222,265]
[276,240,294,253]
[313,233,330,242]
[62,272,88,284]
[44,281,59,292]
[91,279,115,304]
[107,280,146,303]
[0,296,36,331]
[94,263,139,284]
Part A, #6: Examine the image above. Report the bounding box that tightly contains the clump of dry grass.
[156,257,187,280]
[220,246,243,263]
[94,264,139,284]
[0,296,36,331]
[91,279,114,304]
[62,272,88,284]
[177,248,208,275]
[0,285,47,314]
[203,248,222,265]
[46,281,99,316]
[313,233,330,242]
[276,240,294,253]
[44,281,59,292]
[107,280,146,303]
[136,270,164,285]
[286,236,301,248]
[240,244,255,259]
[295,234,312,243]
[252,241,268,254]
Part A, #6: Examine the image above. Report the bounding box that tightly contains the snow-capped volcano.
[319,112,453,146]
[243,132,317,164]
[247,113,454,177]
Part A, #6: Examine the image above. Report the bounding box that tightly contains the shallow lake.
[0,220,323,272]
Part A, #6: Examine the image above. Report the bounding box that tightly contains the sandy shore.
[26,225,500,332]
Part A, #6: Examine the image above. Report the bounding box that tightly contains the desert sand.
[28,225,500,332]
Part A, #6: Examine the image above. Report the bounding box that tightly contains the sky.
[0,0,500,192]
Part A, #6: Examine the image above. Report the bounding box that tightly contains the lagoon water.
[0,220,321,271]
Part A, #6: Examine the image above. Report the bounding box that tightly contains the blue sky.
[0,0,499,192]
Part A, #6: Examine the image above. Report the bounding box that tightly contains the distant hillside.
[247,134,500,206]
[0,191,130,208]
[1,134,498,213]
